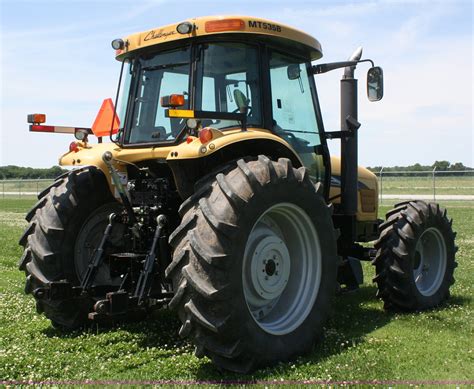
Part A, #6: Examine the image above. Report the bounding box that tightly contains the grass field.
[0,198,473,384]
[378,176,474,195]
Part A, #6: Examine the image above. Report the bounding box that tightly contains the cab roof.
[115,15,323,61]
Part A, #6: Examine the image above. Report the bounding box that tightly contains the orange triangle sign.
[92,98,121,137]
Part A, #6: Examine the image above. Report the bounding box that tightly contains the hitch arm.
[80,213,117,290]
[134,215,167,304]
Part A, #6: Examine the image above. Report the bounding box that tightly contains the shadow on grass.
[445,294,471,306]
[39,284,471,381]
[41,308,184,351]
[191,285,395,381]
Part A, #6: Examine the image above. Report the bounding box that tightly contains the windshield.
[124,47,191,144]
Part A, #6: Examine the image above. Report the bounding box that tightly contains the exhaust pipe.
[340,47,362,237]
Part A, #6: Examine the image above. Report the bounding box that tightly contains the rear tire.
[165,156,339,372]
[373,200,457,310]
[18,167,117,328]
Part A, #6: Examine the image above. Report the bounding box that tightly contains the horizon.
[1,0,473,168]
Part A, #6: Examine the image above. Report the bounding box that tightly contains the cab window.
[269,50,324,182]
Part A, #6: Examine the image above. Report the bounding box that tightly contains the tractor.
[20,16,457,373]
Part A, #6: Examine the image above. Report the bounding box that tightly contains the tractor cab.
[114,16,328,186]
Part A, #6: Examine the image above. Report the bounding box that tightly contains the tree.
[450,162,466,171]
[432,161,450,171]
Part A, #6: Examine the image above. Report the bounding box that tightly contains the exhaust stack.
[340,47,363,236]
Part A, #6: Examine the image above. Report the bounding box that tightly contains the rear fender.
[167,130,303,199]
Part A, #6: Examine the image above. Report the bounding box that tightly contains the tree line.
[0,165,68,179]
[367,161,472,173]
[0,160,472,180]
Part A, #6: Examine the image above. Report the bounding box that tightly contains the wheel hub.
[251,236,290,300]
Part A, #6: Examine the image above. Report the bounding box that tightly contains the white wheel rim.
[242,202,322,335]
[413,227,447,296]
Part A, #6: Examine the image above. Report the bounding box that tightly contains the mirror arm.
[312,59,375,75]
[312,61,358,74]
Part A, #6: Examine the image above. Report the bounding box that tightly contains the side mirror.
[367,66,383,101]
[287,64,301,80]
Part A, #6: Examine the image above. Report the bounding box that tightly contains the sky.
[0,0,472,168]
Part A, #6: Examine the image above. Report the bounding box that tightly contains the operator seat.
[233,89,250,114]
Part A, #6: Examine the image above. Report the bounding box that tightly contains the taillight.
[69,142,79,153]
[198,128,213,144]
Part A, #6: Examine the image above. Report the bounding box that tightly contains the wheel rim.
[242,202,321,335]
[413,227,447,296]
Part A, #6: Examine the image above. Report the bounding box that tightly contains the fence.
[0,171,473,201]
[376,169,474,202]
[0,179,54,199]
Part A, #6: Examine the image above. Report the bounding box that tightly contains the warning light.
[27,114,46,124]
[161,94,185,108]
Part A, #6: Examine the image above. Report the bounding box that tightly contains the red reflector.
[205,19,245,33]
[186,136,195,144]
[199,128,213,144]
[69,142,79,153]
[30,125,54,132]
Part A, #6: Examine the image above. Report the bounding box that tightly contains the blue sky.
[0,0,472,168]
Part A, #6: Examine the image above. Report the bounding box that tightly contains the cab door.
[268,50,326,184]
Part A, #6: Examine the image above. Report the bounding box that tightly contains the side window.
[269,51,324,182]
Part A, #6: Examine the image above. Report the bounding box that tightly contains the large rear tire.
[18,167,117,328]
[165,156,339,372]
[373,200,457,310]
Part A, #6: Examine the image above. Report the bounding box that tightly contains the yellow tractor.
[20,16,457,372]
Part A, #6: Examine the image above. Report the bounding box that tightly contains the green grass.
[0,198,473,384]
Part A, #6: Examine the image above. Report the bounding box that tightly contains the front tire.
[373,200,457,310]
[165,156,339,372]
